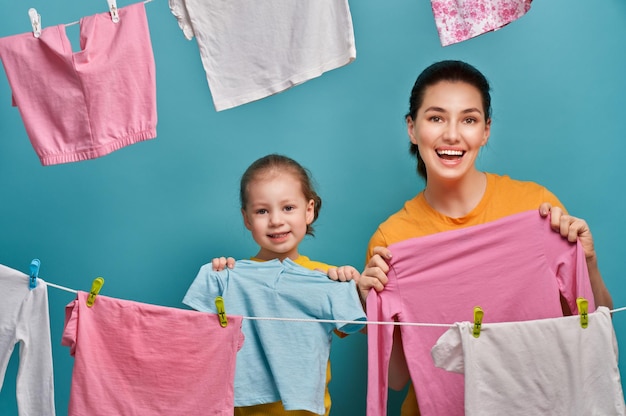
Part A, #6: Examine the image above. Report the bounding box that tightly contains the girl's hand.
[539,203,596,260]
[327,265,360,282]
[211,257,236,271]
[358,246,392,301]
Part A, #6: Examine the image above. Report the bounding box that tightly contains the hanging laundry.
[183,258,366,414]
[366,210,594,416]
[168,0,356,111]
[61,291,244,415]
[430,0,533,46]
[0,264,55,416]
[0,2,157,166]
[432,307,626,415]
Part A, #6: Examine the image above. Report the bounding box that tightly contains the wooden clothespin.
[576,297,589,329]
[472,306,484,338]
[214,296,228,328]
[86,277,105,307]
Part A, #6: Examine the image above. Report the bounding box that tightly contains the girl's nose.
[269,212,283,226]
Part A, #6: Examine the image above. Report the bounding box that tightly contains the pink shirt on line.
[62,292,244,416]
[366,210,595,416]
[0,2,156,165]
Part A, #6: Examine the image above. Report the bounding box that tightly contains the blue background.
[1,0,625,414]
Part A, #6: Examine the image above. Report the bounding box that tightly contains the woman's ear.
[407,116,418,145]
[481,118,491,146]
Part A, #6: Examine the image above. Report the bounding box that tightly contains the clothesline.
[64,0,154,27]
[39,279,626,327]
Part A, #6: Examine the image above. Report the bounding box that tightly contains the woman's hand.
[327,265,361,282]
[539,203,596,260]
[539,203,613,309]
[211,257,236,271]
[357,246,392,301]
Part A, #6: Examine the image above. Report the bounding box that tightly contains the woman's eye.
[429,116,442,122]
[464,118,476,124]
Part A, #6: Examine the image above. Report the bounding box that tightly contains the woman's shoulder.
[486,172,563,207]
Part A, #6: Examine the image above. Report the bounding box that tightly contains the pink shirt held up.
[366,210,594,416]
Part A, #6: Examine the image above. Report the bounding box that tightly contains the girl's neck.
[254,250,300,262]
[423,170,487,218]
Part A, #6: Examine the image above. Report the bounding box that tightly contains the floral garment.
[430,0,532,46]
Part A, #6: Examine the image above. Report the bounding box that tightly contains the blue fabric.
[183,258,366,414]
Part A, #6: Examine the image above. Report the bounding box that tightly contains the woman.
[358,60,612,415]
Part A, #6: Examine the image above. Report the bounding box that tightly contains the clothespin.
[28,258,40,290]
[86,277,105,307]
[28,8,42,38]
[214,296,228,328]
[107,0,120,23]
[472,306,484,338]
[576,297,589,329]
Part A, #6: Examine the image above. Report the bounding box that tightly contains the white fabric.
[432,307,626,415]
[168,0,356,111]
[0,264,55,416]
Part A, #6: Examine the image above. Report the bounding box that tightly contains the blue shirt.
[183,258,366,414]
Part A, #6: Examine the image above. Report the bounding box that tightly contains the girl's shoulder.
[293,255,333,272]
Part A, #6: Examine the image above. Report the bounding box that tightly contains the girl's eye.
[256,209,268,215]
[284,205,295,212]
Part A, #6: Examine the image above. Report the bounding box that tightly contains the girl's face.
[407,80,491,183]
[241,171,314,261]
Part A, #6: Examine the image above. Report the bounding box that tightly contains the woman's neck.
[423,170,487,218]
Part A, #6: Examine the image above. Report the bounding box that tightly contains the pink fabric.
[430,0,533,46]
[62,292,244,416]
[0,3,156,165]
[366,210,594,416]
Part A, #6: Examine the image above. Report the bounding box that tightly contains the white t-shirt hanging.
[168,0,356,111]
[432,307,626,415]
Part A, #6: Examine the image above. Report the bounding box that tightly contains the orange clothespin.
[214,296,228,328]
[86,277,105,307]
[472,306,484,338]
[576,297,589,329]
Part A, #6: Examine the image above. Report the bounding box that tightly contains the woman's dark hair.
[406,60,492,179]
[240,154,322,236]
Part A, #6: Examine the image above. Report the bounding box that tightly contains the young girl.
[357,60,613,415]
[209,153,361,416]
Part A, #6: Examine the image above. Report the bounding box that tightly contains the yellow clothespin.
[86,277,105,307]
[576,297,589,329]
[472,306,484,338]
[214,296,228,328]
